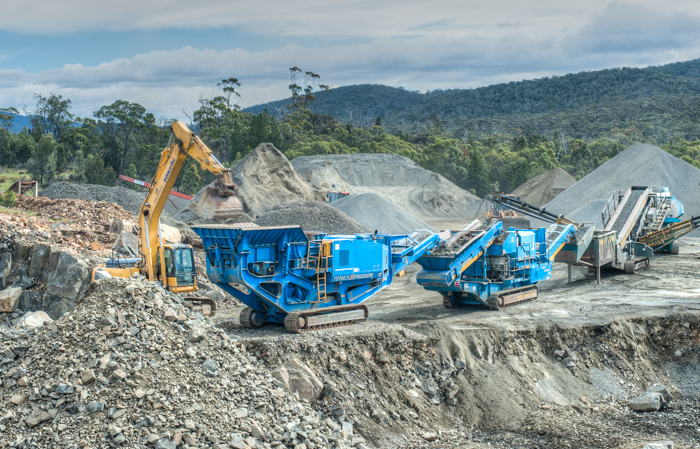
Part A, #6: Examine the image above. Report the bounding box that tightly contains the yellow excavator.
[93,121,243,315]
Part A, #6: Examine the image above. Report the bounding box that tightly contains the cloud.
[0,3,698,119]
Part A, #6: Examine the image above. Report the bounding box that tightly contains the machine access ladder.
[306,240,331,303]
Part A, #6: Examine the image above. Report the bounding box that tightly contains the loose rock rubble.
[41,183,146,216]
[0,279,354,449]
[18,196,133,231]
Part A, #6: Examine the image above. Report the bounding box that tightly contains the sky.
[1,0,699,120]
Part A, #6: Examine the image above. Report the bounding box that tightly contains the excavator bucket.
[190,172,244,220]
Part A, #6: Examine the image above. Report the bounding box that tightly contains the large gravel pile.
[331,193,436,234]
[42,182,145,215]
[509,168,576,207]
[255,200,371,234]
[544,144,700,228]
[175,143,320,222]
[292,153,479,220]
[0,278,348,449]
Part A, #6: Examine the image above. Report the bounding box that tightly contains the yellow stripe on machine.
[460,251,483,273]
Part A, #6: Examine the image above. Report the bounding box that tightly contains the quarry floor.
[215,236,700,449]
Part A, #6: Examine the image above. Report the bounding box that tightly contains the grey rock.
[630,392,664,412]
[0,252,11,288]
[113,433,126,444]
[646,384,672,404]
[66,403,87,414]
[87,402,105,412]
[420,381,438,397]
[56,383,75,394]
[271,358,324,403]
[155,438,178,449]
[643,442,673,449]
[19,276,34,289]
[189,327,206,342]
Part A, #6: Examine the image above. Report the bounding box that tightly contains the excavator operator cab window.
[163,248,174,276]
[172,247,196,286]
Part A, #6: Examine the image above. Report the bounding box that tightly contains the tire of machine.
[487,294,501,311]
[624,260,636,274]
[670,243,680,255]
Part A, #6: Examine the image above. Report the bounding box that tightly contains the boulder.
[0,286,21,312]
[113,230,140,257]
[646,384,672,404]
[12,240,32,261]
[42,251,91,318]
[17,311,53,328]
[271,358,324,403]
[109,218,136,234]
[0,252,11,288]
[159,223,182,244]
[630,391,664,412]
[29,243,55,280]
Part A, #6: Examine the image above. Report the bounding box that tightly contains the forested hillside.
[1,61,700,204]
[249,59,700,141]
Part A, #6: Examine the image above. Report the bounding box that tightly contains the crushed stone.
[509,168,576,207]
[330,193,436,234]
[292,153,479,220]
[255,201,371,235]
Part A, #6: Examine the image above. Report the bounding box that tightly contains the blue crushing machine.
[414,220,578,309]
[190,224,442,332]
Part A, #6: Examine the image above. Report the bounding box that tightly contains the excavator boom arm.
[138,121,242,282]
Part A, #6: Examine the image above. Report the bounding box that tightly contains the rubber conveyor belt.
[608,187,647,237]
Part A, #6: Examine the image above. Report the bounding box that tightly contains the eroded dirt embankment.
[236,312,700,448]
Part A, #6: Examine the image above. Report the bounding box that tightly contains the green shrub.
[1,190,17,208]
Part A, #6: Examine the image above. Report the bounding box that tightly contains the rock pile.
[509,167,576,207]
[292,153,479,220]
[18,196,133,232]
[255,201,371,235]
[175,144,320,223]
[330,193,435,234]
[41,183,146,216]
[0,278,354,449]
[544,144,700,225]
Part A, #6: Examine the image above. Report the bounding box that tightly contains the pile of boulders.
[0,278,357,449]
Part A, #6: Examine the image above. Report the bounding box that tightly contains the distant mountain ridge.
[6,114,32,133]
[244,58,700,141]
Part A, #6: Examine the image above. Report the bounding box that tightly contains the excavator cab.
[159,244,197,293]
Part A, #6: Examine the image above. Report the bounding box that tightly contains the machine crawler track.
[183,296,217,317]
[284,305,369,333]
[239,307,267,328]
[624,258,650,274]
[488,285,539,310]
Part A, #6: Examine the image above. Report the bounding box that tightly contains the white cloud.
[0,3,698,119]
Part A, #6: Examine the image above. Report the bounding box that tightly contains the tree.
[0,107,19,132]
[73,149,85,184]
[84,154,107,185]
[30,94,74,143]
[28,134,57,186]
[217,78,241,110]
[181,163,201,195]
[123,164,139,190]
[94,100,156,172]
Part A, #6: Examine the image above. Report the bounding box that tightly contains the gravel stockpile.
[509,168,576,207]
[255,200,371,234]
[292,153,479,220]
[331,193,436,234]
[175,143,320,222]
[545,144,700,226]
[42,182,145,215]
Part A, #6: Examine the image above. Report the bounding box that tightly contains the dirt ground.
[215,235,700,449]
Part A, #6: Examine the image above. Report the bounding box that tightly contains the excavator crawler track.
[183,296,217,317]
[284,305,369,333]
[488,285,539,310]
